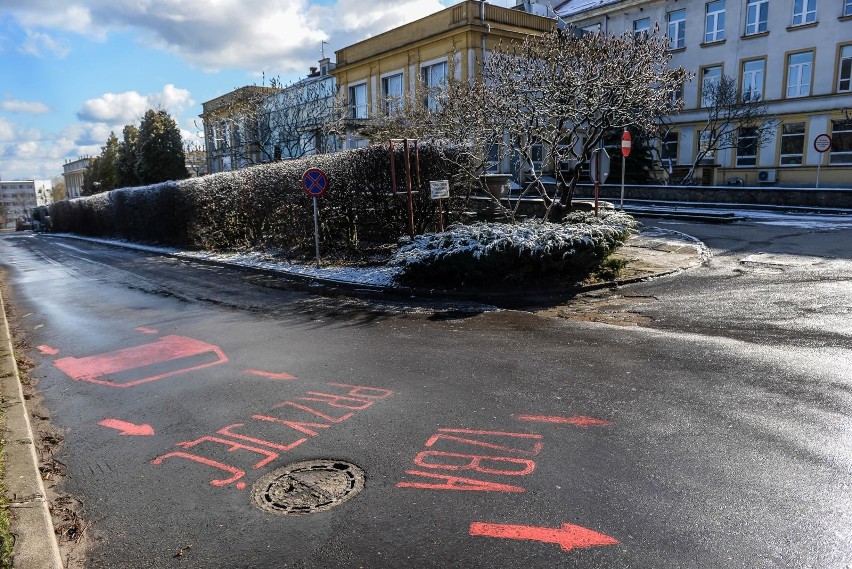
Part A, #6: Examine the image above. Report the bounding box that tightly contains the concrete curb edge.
[0,288,64,569]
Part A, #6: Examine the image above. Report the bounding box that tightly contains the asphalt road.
[0,216,850,569]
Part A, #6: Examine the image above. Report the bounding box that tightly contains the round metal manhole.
[251,460,365,516]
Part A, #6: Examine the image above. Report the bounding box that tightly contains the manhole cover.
[251,460,365,515]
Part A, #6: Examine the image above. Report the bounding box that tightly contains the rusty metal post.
[404,139,415,239]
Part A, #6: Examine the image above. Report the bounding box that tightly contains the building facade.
[555,0,852,187]
[199,85,282,174]
[62,156,90,199]
[332,0,555,148]
[0,180,40,229]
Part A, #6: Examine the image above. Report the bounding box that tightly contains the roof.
[554,0,624,17]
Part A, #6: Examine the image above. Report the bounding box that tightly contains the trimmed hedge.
[390,211,637,287]
[49,145,470,257]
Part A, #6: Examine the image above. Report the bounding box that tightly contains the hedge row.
[49,145,471,257]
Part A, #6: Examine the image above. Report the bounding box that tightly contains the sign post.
[590,148,610,217]
[813,133,832,189]
[620,130,632,210]
[430,180,450,232]
[302,168,329,268]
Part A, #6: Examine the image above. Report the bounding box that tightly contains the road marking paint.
[37,345,59,355]
[469,521,619,552]
[152,382,394,488]
[54,335,228,388]
[244,369,296,381]
[99,418,155,436]
[397,471,526,492]
[513,415,614,427]
[135,327,159,334]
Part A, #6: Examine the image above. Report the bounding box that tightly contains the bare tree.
[682,74,776,184]
[359,26,688,220]
[262,77,341,160]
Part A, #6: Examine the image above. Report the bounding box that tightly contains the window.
[661,131,679,167]
[839,45,852,92]
[829,119,852,164]
[668,10,686,49]
[786,51,813,98]
[745,0,769,34]
[741,59,765,101]
[845,0,852,16]
[698,130,715,162]
[381,73,404,115]
[422,61,447,112]
[779,122,806,165]
[736,127,758,166]
[791,0,817,25]
[581,23,601,35]
[633,17,651,36]
[705,0,726,42]
[348,83,367,119]
[700,65,723,106]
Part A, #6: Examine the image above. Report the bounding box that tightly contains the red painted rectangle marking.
[244,369,296,381]
[54,335,227,388]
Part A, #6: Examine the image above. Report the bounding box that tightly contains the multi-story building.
[62,156,90,199]
[261,58,340,160]
[332,0,555,149]
[199,85,282,174]
[554,0,852,187]
[0,179,40,229]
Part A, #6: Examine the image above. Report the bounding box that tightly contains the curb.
[0,288,64,568]
[42,230,705,309]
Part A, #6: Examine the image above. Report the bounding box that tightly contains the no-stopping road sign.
[302,168,329,198]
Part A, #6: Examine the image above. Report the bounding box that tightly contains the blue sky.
[0,0,470,182]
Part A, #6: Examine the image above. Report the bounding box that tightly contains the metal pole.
[438,198,445,232]
[815,152,823,189]
[594,150,600,218]
[404,139,415,239]
[389,140,397,193]
[620,152,626,211]
[313,197,321,268]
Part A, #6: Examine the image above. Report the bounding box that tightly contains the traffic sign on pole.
[590,149,610,184]
[621,131,632,157]
[813,133,832,153]
[302,168,329,198]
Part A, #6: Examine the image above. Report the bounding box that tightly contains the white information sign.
[430,180,450,200]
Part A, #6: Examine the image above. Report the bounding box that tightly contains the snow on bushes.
[390,211,638,287]
[48,145,469,256]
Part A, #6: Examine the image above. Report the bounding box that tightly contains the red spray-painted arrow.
[470,522,618,552]
[99,418,155,436]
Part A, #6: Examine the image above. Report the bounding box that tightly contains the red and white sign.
[814,134,832,153]
[621,130,632,157]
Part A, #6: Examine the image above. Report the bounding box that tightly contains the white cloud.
[5,0,450,72]
[20,29,70,59]
[77,84,194,124]
[1,99,51,115]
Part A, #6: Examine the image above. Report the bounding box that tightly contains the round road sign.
[621,130,632,157]
[302,168,329,198]
[813,134,832,153]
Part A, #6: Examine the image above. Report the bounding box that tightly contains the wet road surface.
[1,219,850,569]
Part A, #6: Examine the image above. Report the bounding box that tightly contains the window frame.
[421,59,448,113]
[779,122,806,166]
[699,64,724,107]
[705,0,726,43]
[745,0,769,35]
[633,17,652,37]
[735,127,759,167]
[844,0,852,17]
[785,50,814,98]
[348,82,368,119]
[667,9,686,49]
[380,71,405,116]
[829,118,852,165]
[837,43,852,92]
[791,0,817,25]
[740,57,765,102]
[661,130,679,168]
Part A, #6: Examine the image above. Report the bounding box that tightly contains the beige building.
[332,0,555,148]
[62,156,90,199]
[555,0,852,187]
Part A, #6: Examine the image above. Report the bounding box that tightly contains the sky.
[0,0,527,183]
